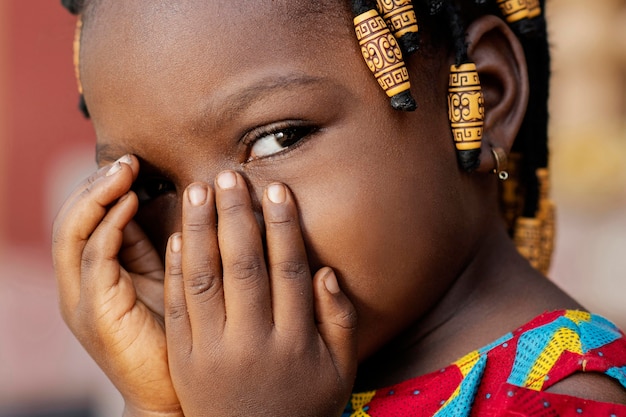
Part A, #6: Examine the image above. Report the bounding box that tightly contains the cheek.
[292,152,467,358]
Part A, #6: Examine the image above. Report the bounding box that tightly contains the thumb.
[313,267,358,380]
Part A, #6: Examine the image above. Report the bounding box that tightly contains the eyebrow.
[95,73,342,164]
[208,74,331,123]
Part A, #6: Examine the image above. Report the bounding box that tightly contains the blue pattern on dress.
[607,366,626,387]
[507,317,579,386]
[579,315,622,351]
[434,354,487,417]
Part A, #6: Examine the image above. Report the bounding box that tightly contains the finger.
[54,154,138,228]
[313,268,358,380]
[263,183,314,333]
[164,233,192,356]
[120,219,163,276]
[53,156,136,272]
[181,182,225,341]
[215,171,271,333]
[53,160,135,319]
[121,220,165,318]
[69,193,138,328]
[80,191,138,290]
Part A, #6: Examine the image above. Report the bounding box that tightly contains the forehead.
[80,0,354,141]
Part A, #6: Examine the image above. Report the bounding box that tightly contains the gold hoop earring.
[491,147,509,181]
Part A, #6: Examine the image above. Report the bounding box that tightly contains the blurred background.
[0,1,624,416]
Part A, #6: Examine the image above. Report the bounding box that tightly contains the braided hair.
[61,0,554,273]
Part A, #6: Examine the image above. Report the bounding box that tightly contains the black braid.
[62,0,551,222]
[415,0,551,219]
[442,2,469,66]
[511,0,550,218]
[61,0,89,117]
[61,0,84,15]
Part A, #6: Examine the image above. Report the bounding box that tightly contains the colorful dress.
[343,310,626,417]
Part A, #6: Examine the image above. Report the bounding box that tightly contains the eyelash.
[243,121,318,162]
[128,122,317,205]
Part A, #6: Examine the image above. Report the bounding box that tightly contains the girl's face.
[81,0,481,359]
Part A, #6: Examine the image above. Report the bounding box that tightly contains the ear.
[463,15,529,173]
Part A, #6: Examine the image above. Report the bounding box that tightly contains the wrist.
[123,403,184,417]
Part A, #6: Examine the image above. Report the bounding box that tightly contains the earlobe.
[462,15,530,174]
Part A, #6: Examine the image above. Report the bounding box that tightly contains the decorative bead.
[354,8,416,111]
[525,0,542,19]
[448,63,484,153]
[497,0,529,24]
[73,15,84,94]
[375,0,419,53]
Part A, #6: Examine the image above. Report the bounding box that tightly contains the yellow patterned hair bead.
[375,0,419,54]
[448,63,484,170]
[496,0,529,24]
[354,7,417,111]
[525,0,542,19]
[73,15,84,94]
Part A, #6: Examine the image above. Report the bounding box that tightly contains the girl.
[52,0,626,416]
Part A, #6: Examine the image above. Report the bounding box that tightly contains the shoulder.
[546,372,626,405]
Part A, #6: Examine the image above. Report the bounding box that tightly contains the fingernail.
[267,183,286,204]
[188,184,207,206]
[106,162,122,177]
[119,154,133,165]
[171,234,182,253]
[217,171,237,189]
[323,269,340,294]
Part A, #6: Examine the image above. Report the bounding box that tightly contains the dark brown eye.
[248,125,316,161]
[132,177,176,204]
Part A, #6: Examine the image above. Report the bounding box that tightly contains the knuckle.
[80,242,113,272]
[184,222,209,233]
[80,250,98,272]
[168,263,183,277]
[80,182,95,198]
[167,301,188,321]
[218,199,248,216]
[272,260,308,280]
[336,308,358,331]
[86,172,99,186]
[185,267,220,296]
[266,213,296,227]
[229,255,264,282]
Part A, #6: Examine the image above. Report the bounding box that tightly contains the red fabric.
[344,311,626,417]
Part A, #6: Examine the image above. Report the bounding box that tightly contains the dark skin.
[51,1,626,416]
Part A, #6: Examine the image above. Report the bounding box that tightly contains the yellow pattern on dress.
[565,310,592,325]
[525,327,583,390]
[349,391,377,417]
